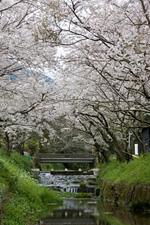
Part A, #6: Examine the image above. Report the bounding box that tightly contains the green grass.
[10,152,33,172]
[55,191,75,198]
[98,154,150,184]
[74,193,92,198]
[0,151,63,225]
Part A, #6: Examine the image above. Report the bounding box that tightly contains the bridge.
[36,154,95,164]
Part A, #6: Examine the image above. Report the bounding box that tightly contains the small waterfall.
[71,187,78,193]
[66,186,79,193]
[39,172,97,194]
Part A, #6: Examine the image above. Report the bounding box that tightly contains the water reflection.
[41,199,98,225]
[39,172,150,225]
[40,199,150,225]
[98,201,150,225]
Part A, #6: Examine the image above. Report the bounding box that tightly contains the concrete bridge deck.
[36,154,95,164]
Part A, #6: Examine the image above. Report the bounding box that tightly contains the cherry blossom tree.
[0,73,55,153]
[1,0,150,160]
[38,0,150,160]
[0,0,61,154]
[0,0,58,76]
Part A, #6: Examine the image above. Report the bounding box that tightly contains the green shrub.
[10,152,32,172]
[80,183,86,188]
[0,160,18,190]
[55,191,75,198]
[72,180,80,184]
[74,193,92,198]
[39,186,63,204]
[32,175,40,180]
[87,177,97,182]
[41,163,65,171]
[88,181,98,185]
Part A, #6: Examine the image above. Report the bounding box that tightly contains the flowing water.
[39,171,97,193]
[38,171,150,225]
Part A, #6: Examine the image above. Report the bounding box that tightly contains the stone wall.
[101,181,150,207]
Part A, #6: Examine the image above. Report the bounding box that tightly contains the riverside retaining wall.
[101,181,150,207]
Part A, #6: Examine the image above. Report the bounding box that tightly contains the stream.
[38,171,150,225]
[39,171,97,193]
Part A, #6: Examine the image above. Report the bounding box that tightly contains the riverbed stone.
[31,168,40,175]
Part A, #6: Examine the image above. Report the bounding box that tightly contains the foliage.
[0,152,62,225]
[72,180,80,184]
[41,163,65,171]
[66,163,90,171]
[0,138,6,151]
[98,154,150,184]
[55,191,75,198]
[87,177,97,182]
[3,192,43,225]
[1,0,150,168]
[24,132,40,156]
[88,181,98,185]
[10,152,33,172]
[80,183,86,188]
[74,193,92,198]
[37,0,150,162]
[39,186,62,204]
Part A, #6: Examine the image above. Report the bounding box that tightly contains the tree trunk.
[109,134,126,162]
[139,133,146,156]
[5,132,10,155]
[94,141,109,163]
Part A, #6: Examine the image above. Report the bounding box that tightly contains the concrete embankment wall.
[101,180,150,206]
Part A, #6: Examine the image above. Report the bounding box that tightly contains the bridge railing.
[36,154,95,158]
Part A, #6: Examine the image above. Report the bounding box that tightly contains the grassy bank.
[98,154,150,184]
[0,151,63,225]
